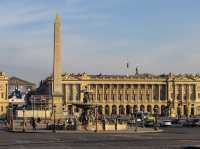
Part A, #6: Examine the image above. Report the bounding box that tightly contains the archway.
[153,105,160,114]
[133,105,138,113]
[112,105,117,115]
[119,105,125,115]
[147,105,152,113]
[140,105,145,112]
[105,105,110,116]
[161,105,166,116]
[98,105,103,115]
[126,105,131,115]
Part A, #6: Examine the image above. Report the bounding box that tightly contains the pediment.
[174,75,196,82]
[79,73,91,80]
[62,73,79,80]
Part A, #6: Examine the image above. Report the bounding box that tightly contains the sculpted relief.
[0,84,5,91]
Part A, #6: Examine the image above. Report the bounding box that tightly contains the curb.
[7,129,164,134]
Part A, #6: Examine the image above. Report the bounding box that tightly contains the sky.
[1,0,200,84]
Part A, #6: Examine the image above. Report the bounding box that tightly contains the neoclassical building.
[0,72,9,118]
[42,72,200,118]
[43,15,200,118]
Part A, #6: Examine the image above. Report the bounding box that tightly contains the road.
[0,128,199,149]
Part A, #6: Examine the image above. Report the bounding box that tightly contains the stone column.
[165,84,168,101]
[188,85,191,116]
[195,84,198,101]
[173,83,177,117]
[102,84,105,102]
[151,84,154,102]
[144,84,147,102]
[72,84,77,102]
[117,84,119,102]
[123,84,126,103]
[95,84,98,103]
[109,84,112,102]
[102,105,105,115]
[131,84,133,103]
[137,84,140,107]
[158,84,160,102]
[181,84,184,116]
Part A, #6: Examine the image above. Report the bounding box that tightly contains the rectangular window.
[1,93,3,99]
[112,94,115,100]
[147,94,150,100]
[97,94,100,101]
[198,93,200,99]
[140,94,143,100]
[126,94,128,100]
[104,94,108,101]
[119,94,122,100]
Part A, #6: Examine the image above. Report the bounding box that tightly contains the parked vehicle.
[160,120,172,127]
[182,120,194,127]
[192,119,200,127]
[144,114,155,127]
[171,119,184,127]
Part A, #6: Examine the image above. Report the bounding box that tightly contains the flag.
[126,61,129,69]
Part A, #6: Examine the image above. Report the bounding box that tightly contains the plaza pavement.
[9,127,163,134]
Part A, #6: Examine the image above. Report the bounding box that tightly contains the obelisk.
[52,14,63,118]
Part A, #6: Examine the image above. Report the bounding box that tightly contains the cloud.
[1,0,200,83]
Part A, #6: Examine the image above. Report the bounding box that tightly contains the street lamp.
[166,100,171,117]
[52,104,56,133]
[22,107,26,132]
[9,104,14,131]
[94,105,98,132]
[153,106,159,131]
[134,107,138,132]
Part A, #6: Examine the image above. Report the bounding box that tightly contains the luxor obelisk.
[52,14,63,118]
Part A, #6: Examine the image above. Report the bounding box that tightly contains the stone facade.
[0,72,9,118]
[49,72,200,118]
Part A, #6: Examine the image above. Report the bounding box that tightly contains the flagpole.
[126,60,130,77]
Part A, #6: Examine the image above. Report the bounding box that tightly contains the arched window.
[119,105,125,115]
[105,105,110,116]
[112,105,117,115]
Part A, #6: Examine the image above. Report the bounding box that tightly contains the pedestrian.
[30,117,36,130]
[102,115,106,131]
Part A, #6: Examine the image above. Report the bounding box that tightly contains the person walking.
[30,117,37,130]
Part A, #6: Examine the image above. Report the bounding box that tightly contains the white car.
[161,120,172,127]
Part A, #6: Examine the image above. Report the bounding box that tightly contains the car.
[191,119,200,127]
[144,120,154,127]
[182,120,194,127]
[160,120,172,127]
[171,119,184,127]
[144,115,155,127]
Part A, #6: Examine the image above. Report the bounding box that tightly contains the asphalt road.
[0,128,200,149]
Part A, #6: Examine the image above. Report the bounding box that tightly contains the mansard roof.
[60,72,200,82]
[0,72,8,80]
[9,76,36,86]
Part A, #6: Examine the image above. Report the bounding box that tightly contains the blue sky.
[1,0,200,84]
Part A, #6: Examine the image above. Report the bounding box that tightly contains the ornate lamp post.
[22,107,26,132]
[153,106,159,131]
[186,101,190,121]
[134,107,138,132]
[52,104,56,133]
[9,104,14,131]
[177,103,181,121]
[94,105,98,132]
